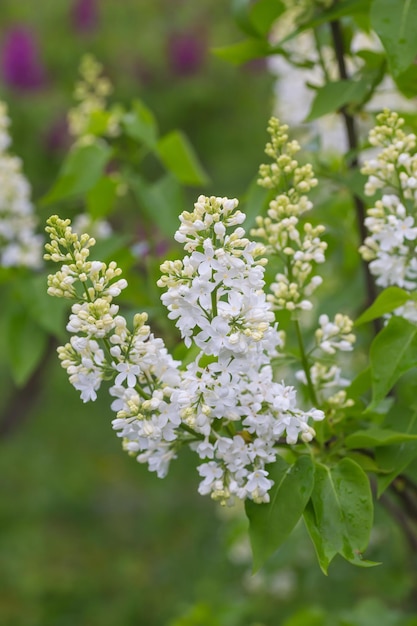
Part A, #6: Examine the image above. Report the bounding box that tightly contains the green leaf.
[355,287,414,325]
[304,458,374,574]
[250,0,286,36]
[212,38,274,65]
[345,427,417,449]
[156,131,209,186]
[368,317,417,409]
[305,79,370,121]
[130,173,184,238]
[370,0,417,76]
[232,0,285,37]
[42,141,112,205]
[86,176,119,219]
[394,64,417,98]
[245,455,314,572]
[376,411,417,495]
[6,308,48,386]
[122,99,158,150]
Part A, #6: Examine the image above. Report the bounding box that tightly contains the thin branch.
[0,336,56,439]
[392,478,417,519]
[329,19,382,335]
[379,491,417,552]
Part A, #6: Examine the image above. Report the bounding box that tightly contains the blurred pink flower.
[1,26,46,91]
[71,0,99,34]
[167,30,206,77]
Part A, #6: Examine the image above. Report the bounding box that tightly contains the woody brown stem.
[329,19,382,335]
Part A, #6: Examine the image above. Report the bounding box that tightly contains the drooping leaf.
[355,287,414,325]
[368,316,417,409]
[86,175,119,219]
[122,99,159,150]
[156,131,209,186]
[246,455,314,572]
[305,79,370,121]
[345,427,417,449]
[130,173,185,238]
[370,0,417,76]
[42,141,112,205]
[304,458,374,574]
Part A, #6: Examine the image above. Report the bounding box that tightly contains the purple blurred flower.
[168,30,206,77]
[1,26,46,91]
[71,0,99,34]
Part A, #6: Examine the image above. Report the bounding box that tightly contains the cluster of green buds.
[251,117,326,313]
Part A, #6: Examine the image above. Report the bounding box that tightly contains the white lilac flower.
[315,314,355,355]
[58,336,105,403]
[0,101,43,268]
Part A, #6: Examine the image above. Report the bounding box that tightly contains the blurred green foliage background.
[1,1,417,625]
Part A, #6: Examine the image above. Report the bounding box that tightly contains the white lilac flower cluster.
[158,194,323,503]
[360,110,417,322]
[0,101,43,268]
[45,193,324,505]
[68,54,121,143]
[252,118,355,409]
